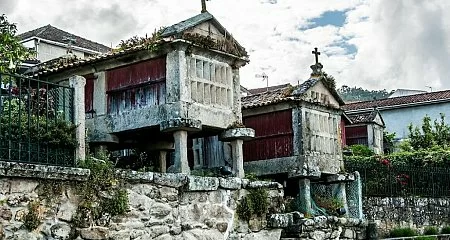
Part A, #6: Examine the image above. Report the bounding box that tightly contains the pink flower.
[381,159,390,166]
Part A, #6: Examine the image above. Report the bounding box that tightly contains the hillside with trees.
[337,85,393,102]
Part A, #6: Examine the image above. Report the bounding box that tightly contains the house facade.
[343,90,450,140]
[19,25,110,63]
[27,12,251,177]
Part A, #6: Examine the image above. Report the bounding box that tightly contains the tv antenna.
[62,36,76,54]
[255,73,269,92]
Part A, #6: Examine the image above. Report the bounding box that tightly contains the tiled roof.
[343,90,450,111]
[25,44,156,77]
[25,13,246,77]
[242,85,295,109]
[347,111,378,124]
[242,77,345,109]
[161,12,214,37]
[18,25,110,53]
[248,83,292,95]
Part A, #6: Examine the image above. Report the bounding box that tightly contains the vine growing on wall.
[236,188,269,222]
[73,152,129,227]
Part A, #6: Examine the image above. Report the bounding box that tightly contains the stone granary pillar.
[326,173,357,217]
[160,118,202,174]
[219,127,255,178]
[69,75,86,162]
[173,130,189,173]
[298,178,313,214]
[145,141,174,173]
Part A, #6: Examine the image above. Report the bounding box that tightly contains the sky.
[2,0,450,91]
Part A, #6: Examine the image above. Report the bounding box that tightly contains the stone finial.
[310,63,323,77]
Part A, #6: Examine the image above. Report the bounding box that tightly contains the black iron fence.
[0,73,76,166]
[346,161,450,197]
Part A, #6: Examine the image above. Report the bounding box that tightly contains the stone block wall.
[364,196,450,236]
[269,213,367,240]
[0,162,284,240]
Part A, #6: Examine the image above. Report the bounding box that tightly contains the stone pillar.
[231,68,242,121]
[69,75,86,162]
[230,139,244,178]
[93,71,107,115]
[159,150,167,173]
[160,118,201,174]
[219,128,255,178]
[298,178,312,214]
[166,47,190,103]
[173,130,190,174]
[337,183,349,216]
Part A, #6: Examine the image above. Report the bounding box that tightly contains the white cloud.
[6,0,450,91]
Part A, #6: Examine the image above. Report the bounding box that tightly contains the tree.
[407,114,450,150]
[0,14,32,73]
[321,71,336,90]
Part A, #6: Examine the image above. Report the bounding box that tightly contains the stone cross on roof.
[201,0,210,13]
[312,47,320,64]
[310,47,323,77]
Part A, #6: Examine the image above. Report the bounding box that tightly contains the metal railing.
[0,73,76,166]
[346,161,450,197]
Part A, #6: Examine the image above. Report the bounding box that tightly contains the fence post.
[69,75,86,163]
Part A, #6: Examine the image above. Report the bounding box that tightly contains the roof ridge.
[346,89,450,106]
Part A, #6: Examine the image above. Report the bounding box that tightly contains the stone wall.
[269,213,367,240]
[0,162,284,240]
[364,196,450,236]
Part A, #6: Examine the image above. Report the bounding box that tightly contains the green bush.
[415,236,437,240]
[349,144,374,157]
[423,226,438,235]
[389,227,417,237]
[440,226,450,234]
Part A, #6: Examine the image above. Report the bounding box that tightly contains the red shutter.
[243,110,294,161]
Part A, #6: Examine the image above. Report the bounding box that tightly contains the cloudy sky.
[3,0,450,91]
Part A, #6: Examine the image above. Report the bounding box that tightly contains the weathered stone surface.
[57,200,77,222]
[0,174,287,240]
[342,228,355,238]
[243,229,282,240]
[51,223,72,240]
[219,127,255,141]
[269,213,293,228]
[116,170,154,183]
[0,206,12,221]
[219,177,242,190]
[326,173,355,183]
[154,173,188,188]
[246,180,282,189]
[160,118,202,132]
[186,176,219,191]
[0,161,90,181]
[79,227,109,240]
[181,229,223,240]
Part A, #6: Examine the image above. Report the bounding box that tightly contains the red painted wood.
[106,57,167,113]
[345,125,368,146]
[243,110,294,161]
[106,57,166,91]
[83,74,95,113]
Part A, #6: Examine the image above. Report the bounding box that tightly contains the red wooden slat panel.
[346,126,368,138]
[83,74,95,112]
[243,110,294,161]
[106,57,166,91]
[107,82,166,114]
